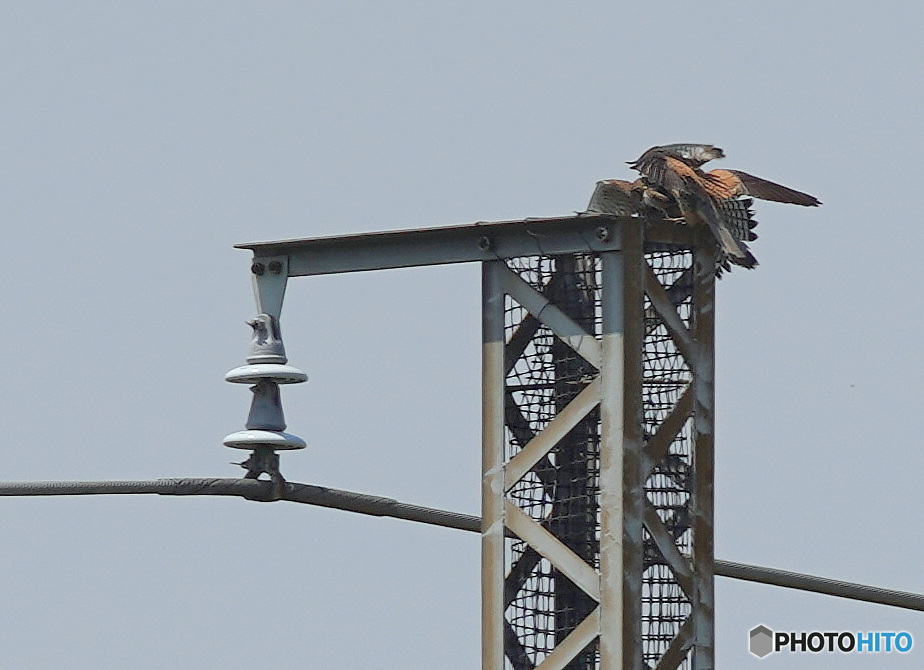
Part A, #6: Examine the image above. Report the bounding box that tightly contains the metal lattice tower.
[481,221,716,670]
[221,213,715,669]
[217,214,717,669]
[4,210,924,667]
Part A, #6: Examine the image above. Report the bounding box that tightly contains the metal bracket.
[250,255,289,319]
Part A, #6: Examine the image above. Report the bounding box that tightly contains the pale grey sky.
[1,2,922,668]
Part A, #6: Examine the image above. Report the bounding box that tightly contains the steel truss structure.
[238,213,714,670]
[481,223,715,670]
[4,213,924,668]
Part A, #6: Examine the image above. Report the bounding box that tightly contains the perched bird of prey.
[628,143,820,271]
[586,177,758,278]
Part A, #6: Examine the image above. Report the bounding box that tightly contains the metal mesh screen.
[642,250,694,669]
[504,254,601,670]
[501,247,697,670]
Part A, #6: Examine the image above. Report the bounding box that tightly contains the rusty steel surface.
[598,250,627,670]
[691,230,717,670]
[482,261,507,670]
[619,222,648,670]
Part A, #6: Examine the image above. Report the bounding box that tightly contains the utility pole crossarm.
[234,215,694,277]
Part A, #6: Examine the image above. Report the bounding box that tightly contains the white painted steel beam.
[481,261,507,670]
[644,503,694,599]
[499,264,603,369]
[503,377,602,491]
[641,385,693,479]
[534,608,602,670]
[691,234,718,670]
[598,249,629,670]
[653,616,694,670]
[504,501,601,602]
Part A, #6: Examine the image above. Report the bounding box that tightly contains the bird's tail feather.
[681,193,753,258]
[680,191,759,271]
[714,226,758,268]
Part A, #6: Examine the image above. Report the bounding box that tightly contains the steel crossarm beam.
[238,215,630,276]
[641,385,694,479]
[643,502,694,599]
[534,607,601,670]
[504,377,602,491]
[653,616,694,670]
[499,264,603,369]
[504,501,601,602]
[643,263,695,365]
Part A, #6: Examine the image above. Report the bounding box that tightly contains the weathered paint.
[481,261,506,670]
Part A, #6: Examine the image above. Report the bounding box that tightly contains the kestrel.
[628,143,820,270]
[586,176,759,277]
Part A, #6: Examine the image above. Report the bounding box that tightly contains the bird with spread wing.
[587,176,759,276]
[622,143,820,272]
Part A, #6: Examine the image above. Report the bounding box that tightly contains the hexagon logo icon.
[750,625,774,658]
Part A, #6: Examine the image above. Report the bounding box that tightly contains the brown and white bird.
[630,143,756,268]
[628,143,820,271]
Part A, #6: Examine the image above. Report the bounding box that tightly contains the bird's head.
[682,144,724,165]
[629,143,725,168]
[659,143,725,166]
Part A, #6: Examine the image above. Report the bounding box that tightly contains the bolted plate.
[222,429,307,450]
[224,364,308,384]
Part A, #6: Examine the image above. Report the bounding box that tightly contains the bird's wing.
[700,169,742,200]
[632,153,757,270]
[638,155,699,192]
[630,149,670,185]
[716,169,821,206]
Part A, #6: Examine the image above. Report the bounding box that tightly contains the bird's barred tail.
[680,191,759,270]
